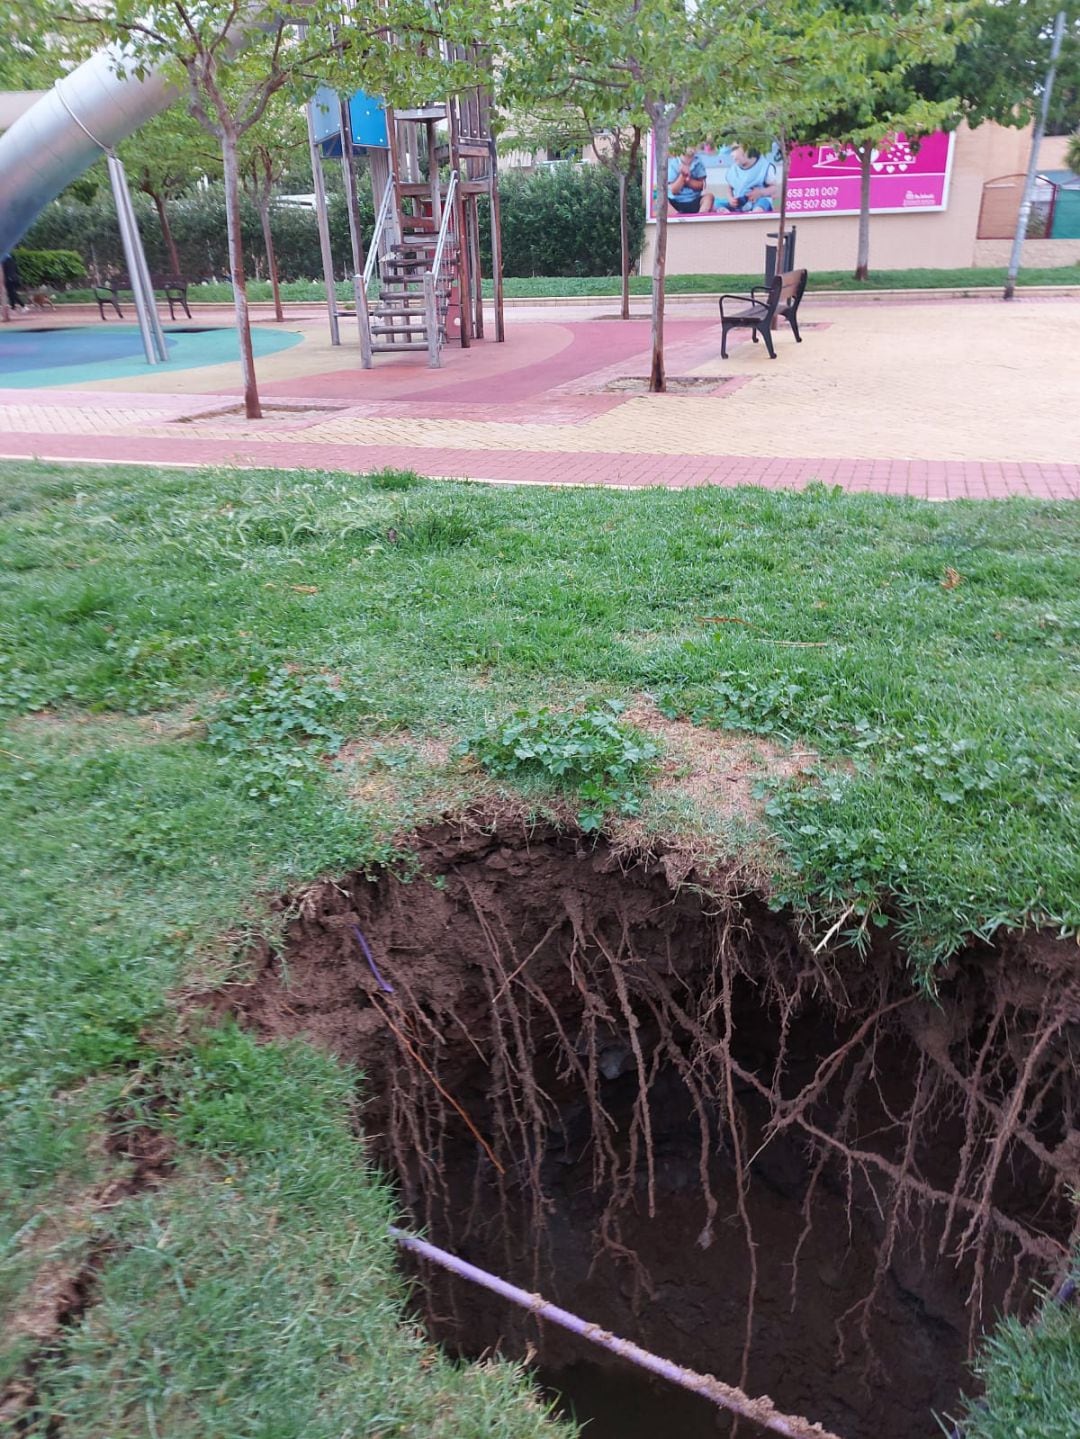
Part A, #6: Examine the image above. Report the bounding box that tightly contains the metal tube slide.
[0,46,173,254]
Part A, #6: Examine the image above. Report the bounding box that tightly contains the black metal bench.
[94,276,126,320]
[719,268,808,359]
[94,273,192,321]
[153,275,192,321]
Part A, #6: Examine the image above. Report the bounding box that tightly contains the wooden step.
[377,289,450,303]
[381,264,456,280]
[370,341,433,352]
[372,309,446,323]
[393,105,446,121]
[374,296,449,310]
[379,278,451,291]
[434,141,491,164]
[378,291,450,305]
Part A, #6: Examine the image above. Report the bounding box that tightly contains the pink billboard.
[647,131,954,222]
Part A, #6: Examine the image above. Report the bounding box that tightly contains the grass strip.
[50,263,1080,307]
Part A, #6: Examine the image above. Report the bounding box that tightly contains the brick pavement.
[1,297,1079,498]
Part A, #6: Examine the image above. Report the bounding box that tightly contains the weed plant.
[460,702,660,830]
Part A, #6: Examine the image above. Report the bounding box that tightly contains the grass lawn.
[51,262,1080,308]
[1,461,1077,1436]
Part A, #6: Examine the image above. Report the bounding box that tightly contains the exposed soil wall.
[219,819,1079,1438]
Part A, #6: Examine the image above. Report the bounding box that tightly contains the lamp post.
[1004,9,1067,301]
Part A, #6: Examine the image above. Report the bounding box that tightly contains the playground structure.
[0,40,505,371]
[306,55,504,367]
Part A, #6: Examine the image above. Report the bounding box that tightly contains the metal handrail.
[362,179,395,290]
[430,169,458,286]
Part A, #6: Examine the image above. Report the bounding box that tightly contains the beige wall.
[641,122,1078,275]
[974,238,1080,267]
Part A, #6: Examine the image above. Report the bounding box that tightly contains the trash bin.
[764,226,797,283]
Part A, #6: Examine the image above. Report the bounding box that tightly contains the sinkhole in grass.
[225,819,1078,1439]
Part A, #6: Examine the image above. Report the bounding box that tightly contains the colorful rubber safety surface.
[0,323,302,388]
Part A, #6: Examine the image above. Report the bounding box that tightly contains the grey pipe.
[107,154,157,363]
[305,101,341,346]
[0,46,173,254]
[107,153,168,363]
[389,1226,844,1439]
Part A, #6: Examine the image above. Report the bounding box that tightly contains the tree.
[914,0,1080,134]
[801,0,966,280]
[696,17,872,301]
[82,0,484,418]
[0,2,70,88]
[506,0,800,391]
[237,93,307,322]
[510,101,645,318]
[1068,127,1080,169]
[912,1,1080,289]
[120,109,218,275]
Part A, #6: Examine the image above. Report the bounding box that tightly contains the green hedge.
[481,162,645,277]
[12,248,87,287]
[22,184,369,284]
[23,161,643,284]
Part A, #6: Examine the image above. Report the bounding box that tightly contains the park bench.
[94,273,192,322]
[718,268,808,360]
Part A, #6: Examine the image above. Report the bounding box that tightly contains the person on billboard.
[666,147,716,215]
[717,144,780,213]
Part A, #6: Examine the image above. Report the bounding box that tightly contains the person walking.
[2,252,26,310]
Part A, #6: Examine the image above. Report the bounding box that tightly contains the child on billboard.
[716,143,781,213]
[666,147,716,215]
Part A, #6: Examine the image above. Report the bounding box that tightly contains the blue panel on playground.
[309,84,341,145]
[310,83,388,151]
[349,91,388,148]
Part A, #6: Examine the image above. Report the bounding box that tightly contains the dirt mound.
[218,819,1079,1439]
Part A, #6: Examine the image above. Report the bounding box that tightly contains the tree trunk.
[855,142,873,282]
[650,113,672,393]
[773,133,790,330]
[152,191,182,275]
[259,195,284,322]
[620,127,642,323]
[221,127,262,420]
[618,170,631,321]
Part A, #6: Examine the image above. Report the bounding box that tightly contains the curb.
[498,286,1080,306]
